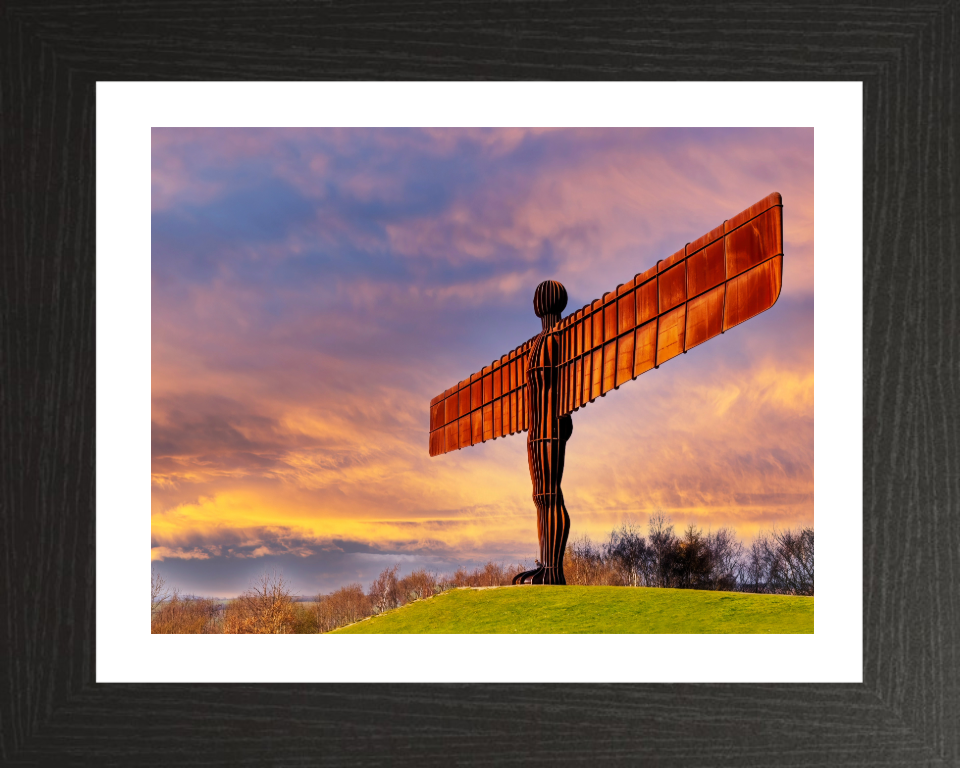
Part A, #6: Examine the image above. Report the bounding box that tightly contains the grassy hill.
[332,585,813,634]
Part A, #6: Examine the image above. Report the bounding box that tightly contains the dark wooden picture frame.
[2,3,957,764]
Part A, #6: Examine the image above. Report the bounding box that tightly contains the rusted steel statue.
[428,193,785,585]
[513,280,573,584]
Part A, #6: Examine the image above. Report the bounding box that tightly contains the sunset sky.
[151,127,813,597]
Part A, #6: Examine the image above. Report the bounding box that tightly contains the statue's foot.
[512,567,545,585]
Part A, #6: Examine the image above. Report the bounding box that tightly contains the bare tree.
[224,570,296,634]
[743,527,814,595]
[504,560,531,585]
[707,527,745,591]
[564,535,616,585]
[151,567,172,615]
[444,566,470,588]
[565,535,591,585]
[606,522,647,587]
[647,511,677,588]
[368,564,400,614]
[316,584,371,632]
[398,568,436,602]
[152,594,221,634]
[767,527,814,596]
[744,533,771,593]
[475,561,507,587]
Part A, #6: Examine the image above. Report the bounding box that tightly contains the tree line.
[569,512,814,595]
[150,561,529,634]
[151,513,813,634]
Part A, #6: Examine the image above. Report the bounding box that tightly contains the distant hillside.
[332,585,814,634]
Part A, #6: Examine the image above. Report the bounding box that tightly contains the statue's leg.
[537,419,571,585]
[519,418,572,586]
[552,490,571,584]
[529,492,569,584]
[515,435,549,585]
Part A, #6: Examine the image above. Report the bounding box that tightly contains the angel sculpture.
[428,193,784,585]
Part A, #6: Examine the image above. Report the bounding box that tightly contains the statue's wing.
[428,192,784,456]
[555,192,784,417]
[428,333,540,457]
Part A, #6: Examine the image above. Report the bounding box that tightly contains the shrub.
[290,602,319,634]
[671,525,714,589]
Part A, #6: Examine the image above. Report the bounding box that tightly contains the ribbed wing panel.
[428,336,538,457]
[555,192,784,417]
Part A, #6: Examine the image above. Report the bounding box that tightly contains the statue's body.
[512,281,572,585]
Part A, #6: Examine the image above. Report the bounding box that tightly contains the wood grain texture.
[1,1,957,764]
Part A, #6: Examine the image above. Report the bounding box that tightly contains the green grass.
[333,585,813,634]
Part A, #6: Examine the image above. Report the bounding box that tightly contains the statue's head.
[533,281,567,328]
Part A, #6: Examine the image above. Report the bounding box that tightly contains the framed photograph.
[4,3,956,764]
[101,84,853,684]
